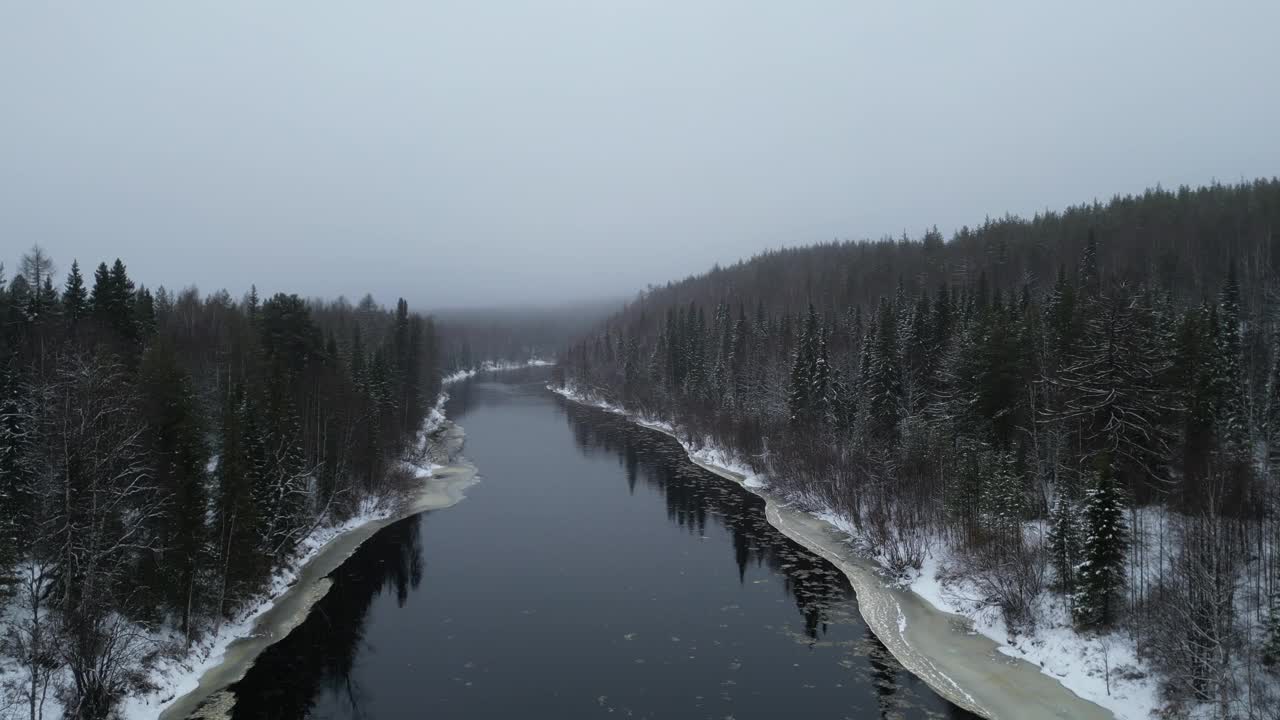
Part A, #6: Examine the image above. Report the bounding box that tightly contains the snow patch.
[905,543,1159,720]
[442,358,554,386]
[550,383,769,489]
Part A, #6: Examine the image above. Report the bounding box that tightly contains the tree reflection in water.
[558,399,851,643]
[219,378,980,720]
[227,516,424,720]
[556,398,980,720]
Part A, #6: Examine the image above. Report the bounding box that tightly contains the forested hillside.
[556,179,1280,716]
[0,249,442,719]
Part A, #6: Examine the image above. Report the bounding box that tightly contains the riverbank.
[134,422,478,720]
[442,358,554,385]
[549,384,1119,720]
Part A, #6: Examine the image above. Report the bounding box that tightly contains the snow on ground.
[905,544,1160,720]
[549,383,770,489]
[551,380,1163,720]
[442,358,554,385]
[116,493,403,720]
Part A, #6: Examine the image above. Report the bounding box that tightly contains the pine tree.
[813,326,831,423]
[1074,466,1128,628]
[31,276,59,324]
[89,261,111,317]
[139,343,209,638]
[246,284,260,321]
[901,294,934,425]
[827,366,857,437]
[91,259,138,342]
[865,297,902,444]
[1212,264,1249,464]
[135,286,158,341]
[1047,491,1083,594]
[62,260,89,325]
[979,449,1024,543]
[215,384,266,604]
[970,305,1026,446]
[783,303,824,425]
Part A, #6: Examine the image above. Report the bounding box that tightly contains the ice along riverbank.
[550,384,1114,720]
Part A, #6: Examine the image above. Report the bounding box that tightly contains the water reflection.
[219,376,980,720]
[227,517,425,719]
[556,398,851,643]
[551,396,979,720]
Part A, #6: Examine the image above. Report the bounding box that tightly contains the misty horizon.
[3,2,1278,308]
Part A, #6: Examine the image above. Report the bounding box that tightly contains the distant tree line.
[557,179,1280,717]
[433,299,622,371]
[0,250,441,719]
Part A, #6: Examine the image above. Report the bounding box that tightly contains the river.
[217,368,978,719]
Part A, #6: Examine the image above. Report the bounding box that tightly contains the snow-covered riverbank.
[140,362,556,719]
[442,358,554,385]
[550,383,1144,720]
[133,419,478,720]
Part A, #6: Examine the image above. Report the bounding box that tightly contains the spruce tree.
[787,304,819,425]
[865,297,902,444]
[1074,466,1128,628]
[62,260,89,324]
[90,261,111,317]
[31,276,59,324]
[135,286,157,341]
[1047,491,1083,594]
[1212,264,1249,464]
[215,384,266,604]
[139,344,209,637]
[979,449,1024,544]
[813,323,831,422]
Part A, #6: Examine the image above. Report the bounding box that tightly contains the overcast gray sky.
[2,1,1277,308]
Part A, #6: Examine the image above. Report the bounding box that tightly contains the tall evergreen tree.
[62,260,89,325]
[1047,491,1083,594]
[138,344,209,639]
[1212,264,1249,465]
[1074,467,1128,628]
[864,297,902,444]
[134,286,157,342]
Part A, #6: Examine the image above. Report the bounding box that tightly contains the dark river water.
[225,369,976,719]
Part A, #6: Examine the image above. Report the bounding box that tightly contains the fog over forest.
[4,3,1280,720]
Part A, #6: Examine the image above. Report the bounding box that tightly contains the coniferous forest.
[555,179,1280,715]
[0,251,443,718]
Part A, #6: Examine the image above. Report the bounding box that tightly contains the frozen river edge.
[155,422,479,720]
[553,387,1112,720]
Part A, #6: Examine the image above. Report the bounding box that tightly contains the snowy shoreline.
[136,422,478,720]
[550,383,1124,720]
[132,360,555,718]
[442,358,554,385]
